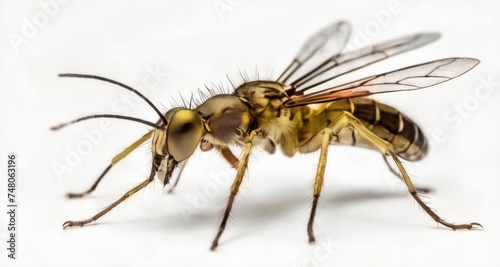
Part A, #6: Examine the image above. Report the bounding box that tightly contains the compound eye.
[166,109,203,161]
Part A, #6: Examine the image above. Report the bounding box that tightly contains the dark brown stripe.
[400,122,419,154]
[378,105,401,134]
[344,99,427,161]
[289,110,295,121]
[352,98,377,125]
[153,155,164,171]
[351,128,356,146]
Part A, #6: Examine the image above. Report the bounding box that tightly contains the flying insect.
[53,21,482,250]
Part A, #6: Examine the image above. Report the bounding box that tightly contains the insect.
[53,21,482,250]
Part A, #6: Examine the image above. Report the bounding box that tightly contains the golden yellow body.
[55,21,481,250]
[232,81,426,161]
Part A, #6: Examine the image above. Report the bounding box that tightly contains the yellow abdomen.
[289,98,427,161]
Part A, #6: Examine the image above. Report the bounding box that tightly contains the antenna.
[58,73,168,126]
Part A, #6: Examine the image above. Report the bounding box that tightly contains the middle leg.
[167,147,239,193]
[307,128,332,243]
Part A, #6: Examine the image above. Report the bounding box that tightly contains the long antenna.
[58,73,168,126]
[51,114,161,131]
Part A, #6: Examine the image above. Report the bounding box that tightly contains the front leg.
[210,130,258,250]
[63,162,158,228]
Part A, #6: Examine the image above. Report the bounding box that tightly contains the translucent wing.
[286,32,442,96]
[283,58,480,107]
[277,21,351,84]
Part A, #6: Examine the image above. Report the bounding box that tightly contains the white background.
[1,0,499,266]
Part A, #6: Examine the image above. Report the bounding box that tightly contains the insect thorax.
[233,80,290,129]
[233,81,300,150]
[233,81,287,115]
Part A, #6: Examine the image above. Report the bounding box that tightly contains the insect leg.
[210,131,258,250]
[168,147,239,194]
[219,146,240,169]
[307,128,332,243]
[62,162,156,229]
[67,131,153,198]
[167,159,188,193]
[335,111,481,230]
[381,155,431,193]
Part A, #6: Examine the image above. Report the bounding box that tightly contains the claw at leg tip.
[471,222,483,230]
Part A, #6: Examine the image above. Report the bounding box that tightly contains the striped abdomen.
[331,98,428,161]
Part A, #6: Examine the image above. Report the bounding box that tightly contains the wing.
[277,21,351,84]
[285,32,442,96]
[283,57,480,107]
